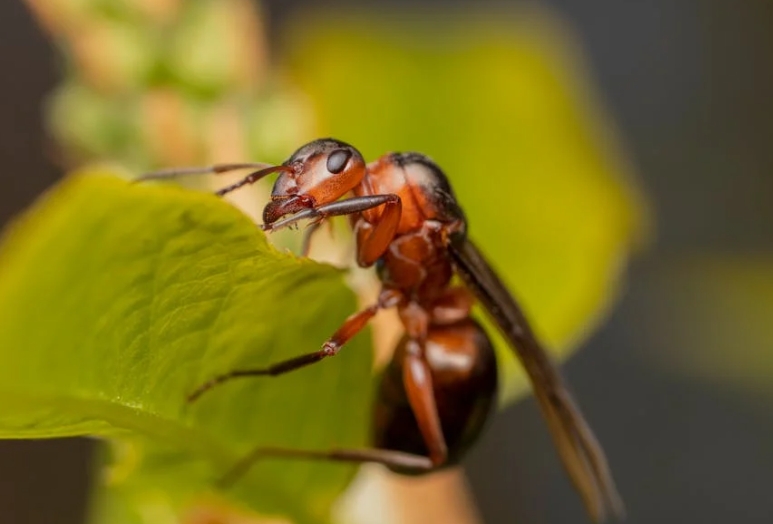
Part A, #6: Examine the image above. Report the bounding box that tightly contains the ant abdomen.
[373,318,498,473]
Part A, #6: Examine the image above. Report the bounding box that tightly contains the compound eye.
[326,149,352,174]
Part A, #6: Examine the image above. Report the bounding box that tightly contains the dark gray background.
[1,1,771,523]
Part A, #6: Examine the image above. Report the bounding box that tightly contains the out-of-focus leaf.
[48,82,148,166]
[28,0,295,171]
[0,171,372,523]
[167,0,267,96]
[639,257,773,396]
[284,7,647,403]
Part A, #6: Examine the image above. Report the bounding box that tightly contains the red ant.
[140,138,623,522]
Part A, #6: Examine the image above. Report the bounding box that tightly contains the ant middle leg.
[300,220,323,257]
[187,288,403,402]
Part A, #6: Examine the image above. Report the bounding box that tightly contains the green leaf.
[0,170,372,523]
[284,6,647,403]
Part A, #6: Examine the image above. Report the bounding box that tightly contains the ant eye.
[326,149,352,174]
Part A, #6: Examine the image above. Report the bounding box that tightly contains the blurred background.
[1,1,772,523]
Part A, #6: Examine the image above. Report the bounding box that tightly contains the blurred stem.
[336,466,481,524]
[384,469,481,524]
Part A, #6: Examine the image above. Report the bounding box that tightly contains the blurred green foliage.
[27,0,309,169]
[0,172,370,524]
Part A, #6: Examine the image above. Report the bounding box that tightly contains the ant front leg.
[187,289,402,402]
[353,196,402,267]
[263,194,401,265]
[300,221,323,257]
[263,194,401,238]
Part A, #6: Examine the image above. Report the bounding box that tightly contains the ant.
[140,138,623,522]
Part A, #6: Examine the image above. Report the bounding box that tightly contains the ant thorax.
[363,152,466,235]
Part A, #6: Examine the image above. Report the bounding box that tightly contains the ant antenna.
[134,163,274,183]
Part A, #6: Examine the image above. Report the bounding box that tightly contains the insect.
[139,138,623,521]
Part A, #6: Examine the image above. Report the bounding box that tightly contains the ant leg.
[300,221,323,257]
[263,194,400,235]
[396,304,448,466]
[134,163,273,183]
[219,447,432,488]
[354,198,402,267]
[403,340,449,467]
[187,289,402,402]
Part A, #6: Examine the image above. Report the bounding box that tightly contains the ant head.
[263,138,366,225]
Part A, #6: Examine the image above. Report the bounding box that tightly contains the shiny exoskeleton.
[141,138,623,522]
[374,318,497,474]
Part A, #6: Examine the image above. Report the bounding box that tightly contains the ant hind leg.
[218,446,433,488]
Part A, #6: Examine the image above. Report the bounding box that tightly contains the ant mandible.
[140,138,623,522]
